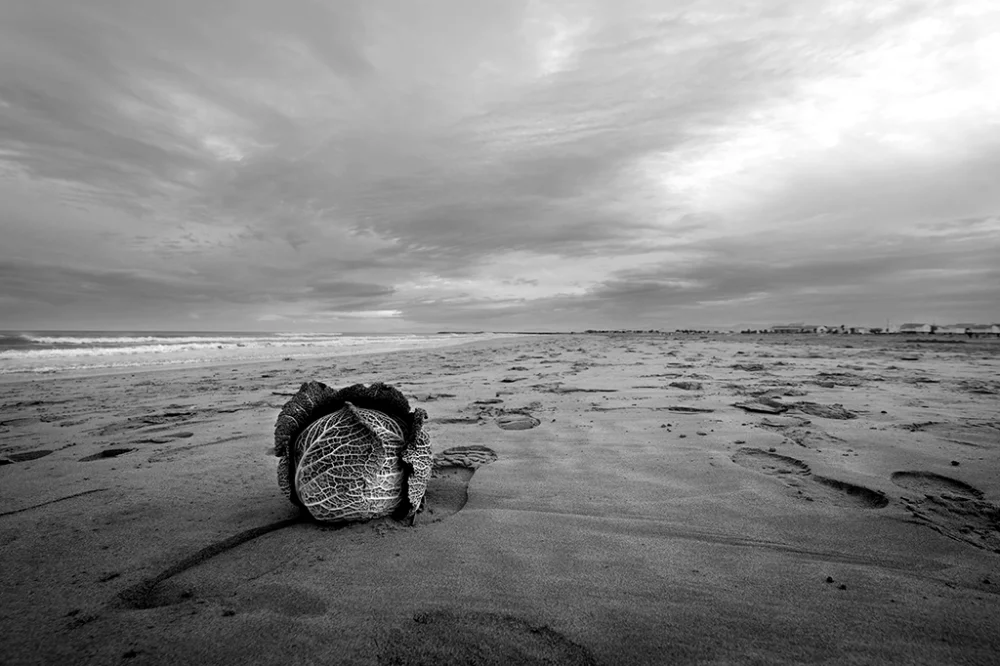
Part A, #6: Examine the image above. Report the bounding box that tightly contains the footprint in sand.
[79,448,134,462]
[893,471,999,552]
[891,471,983,498]
[732,448,888,509]
[113,445,500,610]
[791,402,857,420]
[433,416,482,425]
[0,449,54,465]
[378,610,597,666]
[899,421,1000,450]
[422,445,499,524]
[146,434,246,464]
[496,412,540,430]
[133,431,195,444]
[434,445,499,469]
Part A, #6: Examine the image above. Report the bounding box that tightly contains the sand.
[1,333,998,665]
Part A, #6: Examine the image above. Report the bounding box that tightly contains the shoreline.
[0,334,537,385]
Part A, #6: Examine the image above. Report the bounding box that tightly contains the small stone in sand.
[669,381,703,391]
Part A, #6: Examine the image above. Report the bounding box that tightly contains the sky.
[1,0,998,332]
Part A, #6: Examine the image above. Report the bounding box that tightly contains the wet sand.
[1,333,998,665]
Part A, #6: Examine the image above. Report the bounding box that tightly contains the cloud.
[1,0,998,330]
[307,280,395,299]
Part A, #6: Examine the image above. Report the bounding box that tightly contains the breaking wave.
[0,331,503,375]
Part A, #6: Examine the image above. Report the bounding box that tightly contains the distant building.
[938,325,968,335]
[898,323,932,334]
[771,323,823,334]
[849,327,870,335]
[965,324,998,336]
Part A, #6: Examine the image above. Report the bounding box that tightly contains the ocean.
[0,330,506,376]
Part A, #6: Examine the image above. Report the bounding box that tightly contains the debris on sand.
[734,399,789,414]
[791,402,857,420]
[810,372,865,387]
[759,416,810,428]
[957,380,998,395]
[532,383,617,394]
[660,405,715,414]
[731,363,768,372]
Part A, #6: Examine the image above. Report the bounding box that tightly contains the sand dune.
[1,334,998,665]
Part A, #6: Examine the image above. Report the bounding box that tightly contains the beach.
[1,332,998,665]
